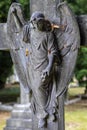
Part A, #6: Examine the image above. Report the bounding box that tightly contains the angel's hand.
[41,67,50,82]
[61,24,67,31]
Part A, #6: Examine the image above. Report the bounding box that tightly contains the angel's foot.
[38,118,46,128]
[48,114,56,123]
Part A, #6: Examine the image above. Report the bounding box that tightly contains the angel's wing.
[55,2,80,97]
[7,3,30,93]
[7,3,25,50]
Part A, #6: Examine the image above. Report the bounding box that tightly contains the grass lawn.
[65,100,87,130]
[0,112,10,130]
[0,100,87,130]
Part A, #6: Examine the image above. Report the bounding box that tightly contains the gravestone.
[0,0,87,130]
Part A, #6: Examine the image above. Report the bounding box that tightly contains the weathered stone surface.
[12,110,32,119]
[13,104,31,110]
[11,104,32,119]
[29,1,80,130]
[4,104,32,130]
[7,118,32,128]
[4,127,31,130]
[30,0,60,19]
[0,103,13,112]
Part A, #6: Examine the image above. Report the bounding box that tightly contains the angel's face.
[30,18,52,32]
[30,12,45,31]
[30,18,44,32]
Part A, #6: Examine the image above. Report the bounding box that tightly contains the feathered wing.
[7,3,25,49]
[7,3,30,93]
[55,2,80,97]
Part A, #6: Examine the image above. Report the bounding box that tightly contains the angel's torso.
[28,29,56,71]
[28,30,48,71]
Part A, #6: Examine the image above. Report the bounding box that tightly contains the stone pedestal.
[20,83,30,104]
[4,96,64,130]
[4,104,32,130]
[4,83,32,130]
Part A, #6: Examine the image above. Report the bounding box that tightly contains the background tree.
[0,0,29,89]
[75,48,87,94]
[66,0,87,14]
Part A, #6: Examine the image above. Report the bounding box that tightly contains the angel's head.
[30,11,45,22]
[30,11,52,32]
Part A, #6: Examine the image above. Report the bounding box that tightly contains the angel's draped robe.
[24,27,59,119]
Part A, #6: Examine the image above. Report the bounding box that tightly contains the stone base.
[4,96,64,130]
[4,103,59,130]
[4,127,31,130]
[32,113,59,130]
[4,103,32,130]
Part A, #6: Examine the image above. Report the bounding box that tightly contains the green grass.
[65,105,87,130]
[66,87,87,130]
[0,112,10,130]
[0,121,6,130]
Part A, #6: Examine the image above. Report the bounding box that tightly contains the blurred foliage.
[0,0,29,89]
[0,0,30,23]
[75,47,87,87]
[0,51,13,89]
[66,0,87,14]
[0,85,20,103]
[20,0,30,20]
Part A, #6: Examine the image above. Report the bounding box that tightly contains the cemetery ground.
[0,84,87,130]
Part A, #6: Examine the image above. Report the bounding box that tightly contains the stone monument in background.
[0,0,87,130]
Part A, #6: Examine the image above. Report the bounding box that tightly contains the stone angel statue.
[6,1,80,129]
